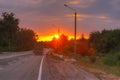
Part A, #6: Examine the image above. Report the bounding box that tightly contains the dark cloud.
[77,0,120,20]
[0,0,120,36]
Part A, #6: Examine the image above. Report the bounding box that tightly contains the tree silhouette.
[0,12,19,51]
[89,29,120,53]
[0,12,36,51]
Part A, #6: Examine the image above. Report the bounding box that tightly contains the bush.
[89,55,97,63]
[89,29,120,53]
[0,50,2,54]
[104,52,120,66]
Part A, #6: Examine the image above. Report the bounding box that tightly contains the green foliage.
[89,55,97,63]
[0,12,36,51]
[89,29,120,53]
[104,52,120,66]
[0,12,19,51]
[16,28,36,51]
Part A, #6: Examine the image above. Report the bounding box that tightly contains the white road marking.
[0,53,32,60]
[38,55,45,80]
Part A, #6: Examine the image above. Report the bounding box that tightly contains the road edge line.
[38,55,45,80]
[0,52,32,60]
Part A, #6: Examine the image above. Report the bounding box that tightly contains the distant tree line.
[44,34,94,56]
[45,29,120,56]
[89,29,120,53]
[0,12,36,51]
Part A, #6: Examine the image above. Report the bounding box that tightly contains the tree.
[0,12,36,51]
[77,37,90,56]
[51,34,69,53]
[0,12,19,51]
[16,28,36,50]
[89,29,120,53]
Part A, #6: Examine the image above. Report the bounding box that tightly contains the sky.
[0,0,120,41]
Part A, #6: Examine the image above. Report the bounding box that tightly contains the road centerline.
[37,55,45,80]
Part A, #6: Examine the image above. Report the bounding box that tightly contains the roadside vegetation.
[43,29,120,77]
[80,29,120,77]
[80,29,120,76]
[0,12,36,52]
[89,29,120,69]
[1,11,116,77]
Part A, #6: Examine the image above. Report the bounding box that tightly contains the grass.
[51,51,120,77]
[77,56,120,75]
[62,52,120,79]
[70,54,120,80]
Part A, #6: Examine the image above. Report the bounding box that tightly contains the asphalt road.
[0,52,42,80]
[0,51,99,80]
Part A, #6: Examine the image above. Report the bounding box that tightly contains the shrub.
[0,50,2,54]
[104,52,120,66]
[89,55,97,63]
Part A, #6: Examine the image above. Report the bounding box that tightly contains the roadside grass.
[62,52,120,76]
[50,51,120,76]
[76,56,120,76]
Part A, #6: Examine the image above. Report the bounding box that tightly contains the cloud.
[69,0,96,8]
[21,0,43,4]
[0,0,120,37]
[69,0,80,5]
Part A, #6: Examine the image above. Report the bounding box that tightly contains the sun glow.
[36,34,89,42]
[36,34,60,42]
[55,34,60,39]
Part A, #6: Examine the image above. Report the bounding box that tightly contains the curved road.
[0,51,99,80]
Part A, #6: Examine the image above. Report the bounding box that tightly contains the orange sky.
[3,0,118,42]
[34,24,90,41]
[37,33,89,42]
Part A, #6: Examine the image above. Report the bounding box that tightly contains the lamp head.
[64,4,68,7]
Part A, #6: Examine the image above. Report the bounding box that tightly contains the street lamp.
[64,4,77,54]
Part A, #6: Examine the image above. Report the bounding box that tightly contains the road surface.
[0,52,41,80]
[42,56,99,80]
[0,51,99,80]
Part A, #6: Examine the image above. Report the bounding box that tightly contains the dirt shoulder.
[74,61,120,80]
[47,55,99,80]
[48,53,120,80]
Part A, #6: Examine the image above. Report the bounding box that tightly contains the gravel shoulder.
[42,55,99,80]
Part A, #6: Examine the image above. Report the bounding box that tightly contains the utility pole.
[74,12,77,54]
[64,4,77,54]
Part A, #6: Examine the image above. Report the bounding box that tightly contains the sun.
[55,34,60,39]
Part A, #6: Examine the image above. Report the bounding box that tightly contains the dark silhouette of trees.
[51,34,69,53]
[0,12,36,51]
[89,29,120,53]
[49,34,95,56]
[0,12,19,51]
[16,28,36,51]
[59,34,69,52]
[77,39,90,56]
[76,34,95,56]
